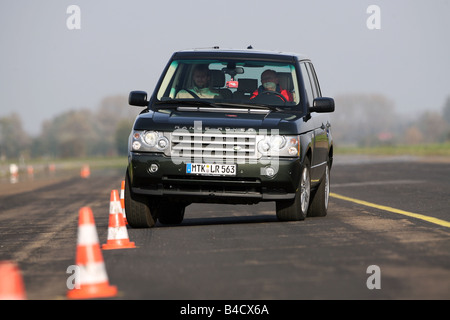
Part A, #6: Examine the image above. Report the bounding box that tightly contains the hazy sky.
[1,0,449,135]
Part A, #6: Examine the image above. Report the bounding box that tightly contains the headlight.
[287,137,299,156]
[156,136,169,150]
[270,135,286,150]
[132,141,141,150]
[257,139,271,154]
[131,130,170,153]
[257,135,299,157]
[143,131,158,147]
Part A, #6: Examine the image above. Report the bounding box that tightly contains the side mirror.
[129,91,148,107]
[310,97,335,113]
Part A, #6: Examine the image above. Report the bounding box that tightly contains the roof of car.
[173,47,310,62]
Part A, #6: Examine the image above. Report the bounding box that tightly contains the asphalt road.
[0,155,449,303]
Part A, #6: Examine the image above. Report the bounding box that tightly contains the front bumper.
[128,153,301,204]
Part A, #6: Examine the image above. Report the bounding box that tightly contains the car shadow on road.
[155,214,279,228]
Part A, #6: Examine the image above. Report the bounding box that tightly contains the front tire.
[276,158,311,221]
[307,161,330,217]
[124,169,157,228]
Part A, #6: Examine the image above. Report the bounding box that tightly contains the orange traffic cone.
[67,207,117,299]
[120,180,127,224]
[102,190,135,250]
[80,164,90,178]
[0,261,26,300]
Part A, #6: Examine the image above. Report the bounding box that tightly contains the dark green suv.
[125,48,334,227]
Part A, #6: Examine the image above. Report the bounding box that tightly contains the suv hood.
[134,108,306,134]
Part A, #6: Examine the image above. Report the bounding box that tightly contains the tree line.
[0,95,140,161]
[330,94,450,147]
[1,93,450,161]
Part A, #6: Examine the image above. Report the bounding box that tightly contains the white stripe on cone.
[77,225,99,246]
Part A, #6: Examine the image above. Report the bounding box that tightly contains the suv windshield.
[156,59,300,107]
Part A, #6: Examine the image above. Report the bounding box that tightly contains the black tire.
[156,203,185,225]
[307,162,330,217]
[276,158,311,221]
[124,169,157,228]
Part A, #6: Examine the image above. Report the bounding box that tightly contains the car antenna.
[247,45,253,49]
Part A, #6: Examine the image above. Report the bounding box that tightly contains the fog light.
[149,163,159,173]
[264,166,276,177]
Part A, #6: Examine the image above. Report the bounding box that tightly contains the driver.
[176,64,221,99]
[250,69,293,102]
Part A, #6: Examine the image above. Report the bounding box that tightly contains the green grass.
[52,156,128,170]
[335,143,450,157]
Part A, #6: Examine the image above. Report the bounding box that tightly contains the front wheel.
[276,158,311,221]
[124,170,157,228]
[307,161,330,217]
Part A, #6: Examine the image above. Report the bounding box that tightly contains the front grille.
[170,131,258,164]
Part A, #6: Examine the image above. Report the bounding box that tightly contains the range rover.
[125,48,334,227]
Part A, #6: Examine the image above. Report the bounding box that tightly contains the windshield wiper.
[211,102,282,112]
[154,99,284,113]
[155,99,212,105]
[153,99,215,108]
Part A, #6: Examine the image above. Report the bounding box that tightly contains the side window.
[306,63,321,98]
[300,62,314,106]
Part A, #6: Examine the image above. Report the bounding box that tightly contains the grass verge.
[335,143,450,157]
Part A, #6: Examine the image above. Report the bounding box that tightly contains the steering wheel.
[252,90,287,103]
[262,91,287,102]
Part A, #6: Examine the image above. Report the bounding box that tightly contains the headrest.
[209,70,225,87]
[277,72,294,91]
[236,78,257,92]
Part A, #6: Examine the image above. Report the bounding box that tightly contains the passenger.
[176,64,221,99]
[250,69,293,102]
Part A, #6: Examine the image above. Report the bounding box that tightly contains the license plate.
[186,163,236,176]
